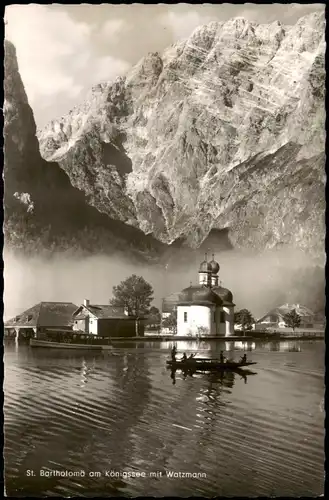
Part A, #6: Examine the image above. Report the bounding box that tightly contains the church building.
[162,253,235,337]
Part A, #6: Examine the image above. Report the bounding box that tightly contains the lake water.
[4,339,324,497]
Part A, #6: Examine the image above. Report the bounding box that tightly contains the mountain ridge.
[3,12,325,315]
[37,11,325,256]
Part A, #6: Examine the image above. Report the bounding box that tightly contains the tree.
[282,309,301,331]
[196,326,210,337]
[146,306,161,330]
[162,310,177,335]
[110,274,154,336]
[234,309,255,335]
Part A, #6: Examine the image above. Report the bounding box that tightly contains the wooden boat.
[29,329,113,350]
[166,358,257,371]
[30,339,103,350]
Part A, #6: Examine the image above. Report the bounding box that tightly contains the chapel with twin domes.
[162,253,235,336]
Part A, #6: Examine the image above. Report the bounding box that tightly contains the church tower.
[209,254,220,287]
[198,253,220,288]
[198,253,212,287]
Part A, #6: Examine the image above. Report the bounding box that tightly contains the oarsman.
[240,353,247,364]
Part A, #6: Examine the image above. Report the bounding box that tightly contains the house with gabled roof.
[256,303,320,330]
[72,299,145,337]
[4,301,78,340]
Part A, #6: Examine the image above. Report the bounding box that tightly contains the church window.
[184,312,188,323]
[214,312,216,323]
[220,311,225,323]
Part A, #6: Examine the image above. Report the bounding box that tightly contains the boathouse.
[4,302,78,341]
[162,254,235,336]
[72,300,145,337]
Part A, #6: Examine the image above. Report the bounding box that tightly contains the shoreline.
[112,334,325,342]
[4,334,324,350]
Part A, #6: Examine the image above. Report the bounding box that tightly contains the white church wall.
[176,304,235,337]
[223,306,234,337]
[177,305,212,335]
[218,307,227,335]
[224,306,234,337]
[215,306,234,336]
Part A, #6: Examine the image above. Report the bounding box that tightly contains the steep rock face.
[4,41,43,206]
[38,12,325,258]
[4,40,165,262]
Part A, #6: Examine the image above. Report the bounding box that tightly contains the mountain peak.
[35,12,324,256]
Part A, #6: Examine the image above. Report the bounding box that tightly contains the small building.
[4,302,78,341]
[72,299,145,337]
[162,253,235,336]
[256,303,318,330]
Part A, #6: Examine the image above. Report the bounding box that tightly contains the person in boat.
[171,346,177,362]
[181,352,187,362]
[219,351,226,364]
[188,353,195,360]
[240,353,247,364]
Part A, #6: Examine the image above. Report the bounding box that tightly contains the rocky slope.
[3,40,165,262]
[38,12,325,258]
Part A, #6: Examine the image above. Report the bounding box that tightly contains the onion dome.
[178,286,223,306]
[199,261,212,272]
[199,253,212,272]
[209,254,220,274]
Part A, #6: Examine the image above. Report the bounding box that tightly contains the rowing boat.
[166,359,257,371]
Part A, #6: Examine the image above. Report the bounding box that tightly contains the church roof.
[162,253,234,310]
[177,286,223,306]
[162,292,182,304]
[212,286,234,304]
[162,284,234,310]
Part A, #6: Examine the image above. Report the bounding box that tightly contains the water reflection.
[264,341,297,352]
[167,339,206,353]
[4,340,324,497]
[4,346,152,497]
[132,339,313,354]
[80,358,97,386]
[278,341,302,352]
[230,341,256,351]
[170,367,257,386]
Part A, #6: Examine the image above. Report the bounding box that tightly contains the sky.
[4,3,325,129]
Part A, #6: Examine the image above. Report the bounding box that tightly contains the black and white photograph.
[2,3,325,498]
